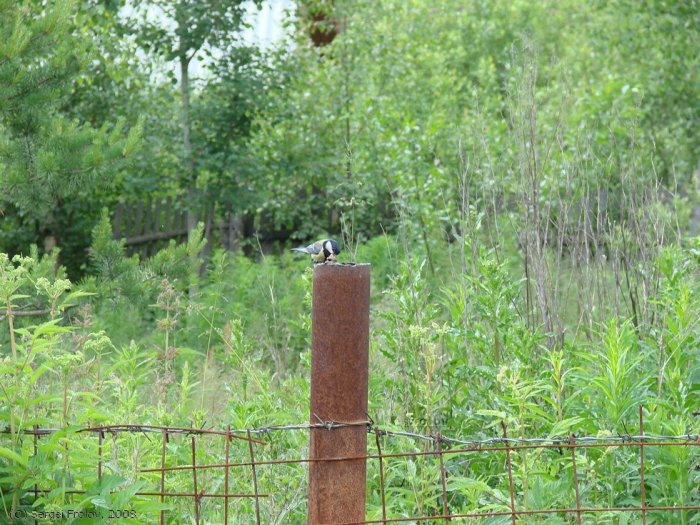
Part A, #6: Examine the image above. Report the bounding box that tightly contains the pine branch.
[0,27,52,69]
[61,151,127,178]
[1,69,65,104]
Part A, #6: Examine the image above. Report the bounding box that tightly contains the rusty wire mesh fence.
[3,407,700,524]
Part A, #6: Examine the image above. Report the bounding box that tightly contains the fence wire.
[2,407,699,524]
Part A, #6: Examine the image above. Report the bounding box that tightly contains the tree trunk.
[226,211,244,252]
[179,54,198,236]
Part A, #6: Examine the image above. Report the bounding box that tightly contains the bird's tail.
[291,247,308,253]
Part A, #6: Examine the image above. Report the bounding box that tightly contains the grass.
[0,210,698,522]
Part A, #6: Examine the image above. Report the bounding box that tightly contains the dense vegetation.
[1,0,698,523]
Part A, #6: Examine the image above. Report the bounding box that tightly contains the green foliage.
[191,47,282,216]
[1,235,699,522]
[0,0,141,278]
[124,1,259,63]
[1,0,699,521]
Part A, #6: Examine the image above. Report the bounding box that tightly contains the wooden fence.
[113,198,190,258]
[112,197,300,259]
[113,199,247,258]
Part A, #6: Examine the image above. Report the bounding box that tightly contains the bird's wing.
[291,241,322,254]
[304,242,323,254]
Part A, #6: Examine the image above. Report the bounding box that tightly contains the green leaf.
[476,409,508,420]
[0,446,27,467]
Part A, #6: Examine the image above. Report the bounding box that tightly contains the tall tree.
[124,0,262,236]
[0,0,140,275]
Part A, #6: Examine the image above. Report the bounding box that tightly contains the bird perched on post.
[291,239,341,263]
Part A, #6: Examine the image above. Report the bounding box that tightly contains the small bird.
[291,239,341,263]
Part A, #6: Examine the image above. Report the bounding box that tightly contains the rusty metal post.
[247,429,262,525]
[501,422,517,525]
[569,433,582,525]
[97,430,103,480]
[33,426,39,525]
[308,263,370,525]
[639,407,647,525]
[224,425,230,525]
[374,430,387,523]
[191,437,200,525]
[436,434,451,523]
[160,430,167,525]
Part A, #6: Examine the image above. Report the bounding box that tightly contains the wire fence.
[3,407,700,524]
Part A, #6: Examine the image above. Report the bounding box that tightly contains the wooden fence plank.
[152,199,162,256]
[135,200,144,239]
[163,197,173,242]
[141,198,152,259]
[113,198,248,257]
[114,203,124,240]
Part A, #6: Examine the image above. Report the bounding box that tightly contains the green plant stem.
[4,299,19,517]
[4,299,18,520]
[63,378,68,425]
[199,311,216,411]
[10,491,18,524]
[165,310,170,360]
[163,308,171,402]
[6,300,17,360]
